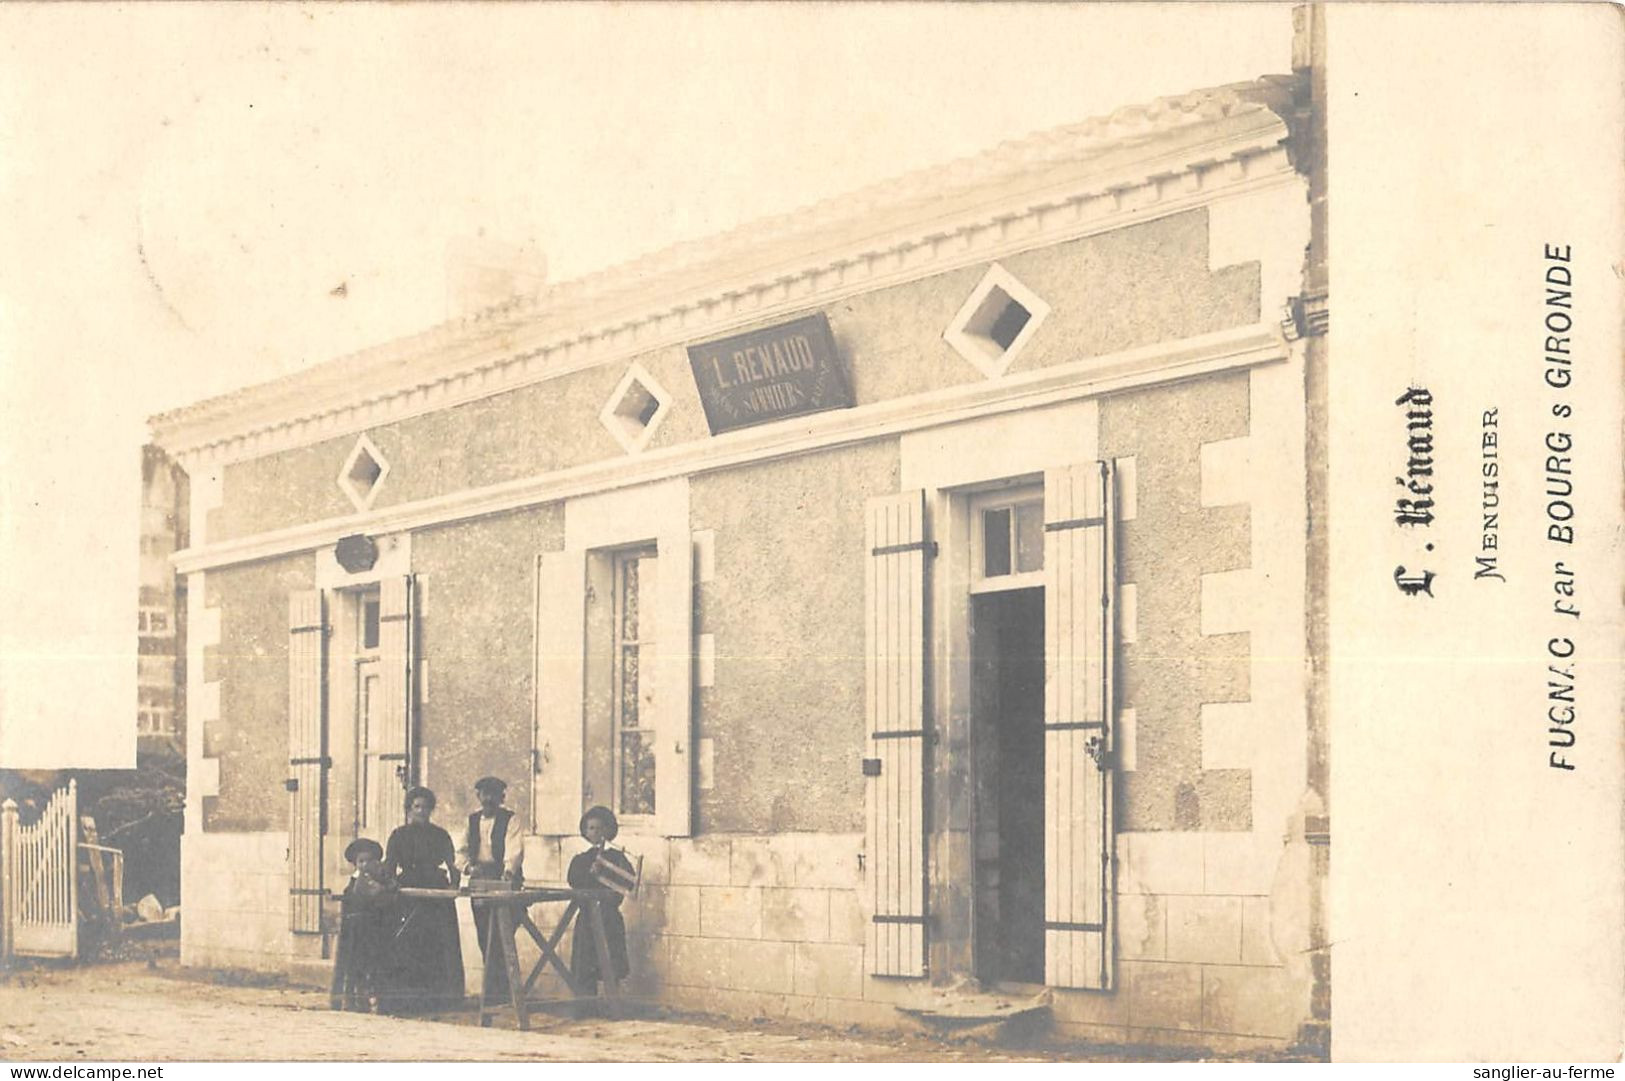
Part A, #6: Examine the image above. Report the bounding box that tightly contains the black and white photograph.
[0,2,1620,1067]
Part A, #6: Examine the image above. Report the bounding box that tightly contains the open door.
[287,590,329,934]
[864,490,930,978]
[366,576,415,837]
[1042,462,1117,990]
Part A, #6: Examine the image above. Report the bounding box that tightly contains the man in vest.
[457,776,524,995]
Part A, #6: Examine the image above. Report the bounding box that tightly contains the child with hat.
[566,806,634,996]
[335,837,397,1011]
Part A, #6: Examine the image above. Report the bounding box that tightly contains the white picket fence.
[1,780,79,962]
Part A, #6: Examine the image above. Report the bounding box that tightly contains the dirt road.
[0,953,1067,1063]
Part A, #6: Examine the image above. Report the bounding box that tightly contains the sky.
[0,4,1291,768]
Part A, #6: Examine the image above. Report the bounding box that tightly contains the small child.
[566,806,634,995]
[336,837,398,1011]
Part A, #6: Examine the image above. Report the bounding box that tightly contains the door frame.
[931,475,1045,982]
[321,586,369,894]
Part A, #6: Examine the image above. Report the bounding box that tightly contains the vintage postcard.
[0,3,1619,1066]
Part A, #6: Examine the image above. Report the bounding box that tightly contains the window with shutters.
[534,526,693,838]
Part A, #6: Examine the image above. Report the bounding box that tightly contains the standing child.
[566,806,633,995]
[335,838,397,1011]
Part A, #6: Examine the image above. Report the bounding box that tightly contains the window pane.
[620,557,640,639]
[362,598,380,650]
[620,645,641,726]
[1015,503,1044,573]
[613,549,659,816]
[620,731,656,815]
[983,507,1012,577]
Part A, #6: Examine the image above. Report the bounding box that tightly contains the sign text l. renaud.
[686,313,854,435]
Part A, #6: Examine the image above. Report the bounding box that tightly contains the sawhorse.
[470,886,621,1031]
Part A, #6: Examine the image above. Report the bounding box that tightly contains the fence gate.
[1,780,79,960]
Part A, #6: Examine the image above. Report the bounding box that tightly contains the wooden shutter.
[287,590,328,934]
[1042,462,1117,989]
[372,575,416,837]
[534,550,587,834]
[654,531,695,837]
[864,490,929,977]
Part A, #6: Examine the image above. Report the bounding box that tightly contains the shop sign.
[686,313,853,434]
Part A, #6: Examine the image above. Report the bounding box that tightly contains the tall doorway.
[971,587,1046,985]
[936,465,1117,991]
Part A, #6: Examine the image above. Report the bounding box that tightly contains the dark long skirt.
[566,846,632,992]
[380,822,465,1013]
[570,903,630,991]
[334,898,391,1010]
[380,894,464,1013]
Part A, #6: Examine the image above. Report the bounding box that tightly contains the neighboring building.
[150,59,1330,1052]
[138,444,189,755]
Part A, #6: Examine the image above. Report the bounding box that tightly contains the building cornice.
[172,321,1291,575]
[151,77,1304,468]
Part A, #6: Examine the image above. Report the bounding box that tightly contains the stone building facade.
[151,68,1329,1052]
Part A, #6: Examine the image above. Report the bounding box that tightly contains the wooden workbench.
[334,885,622,1031]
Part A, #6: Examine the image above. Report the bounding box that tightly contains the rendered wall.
[687,441,900,834]
[1102,372,1253,831]
[202,555,315,832]
[413,503,564,825]
[204,208,1258,545]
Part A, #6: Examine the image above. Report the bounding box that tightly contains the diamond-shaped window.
[599,363,672,455]
[943,263,1051,379]
[337,434,390,511]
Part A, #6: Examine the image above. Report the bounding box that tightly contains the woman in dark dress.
[381,786,464,1013]
[566,806,633,994]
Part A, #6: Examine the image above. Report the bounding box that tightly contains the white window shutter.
[654,531,695,837]
[373,575,415,838]
[864,490,929,977]
[1043,462,1117,990]
[287,589,328,934]
[534,550,587,835]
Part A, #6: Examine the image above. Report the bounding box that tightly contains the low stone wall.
[526,829,1308,1049]
[520,832,869,1023]
[1045,829,1309,1052]
[180,827,1308,1050]
[179,831,291,972]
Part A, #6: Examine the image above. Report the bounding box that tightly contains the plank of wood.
[80,816,110,917]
